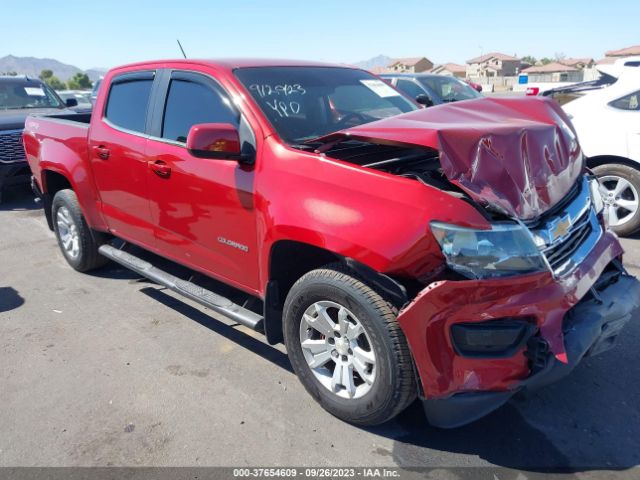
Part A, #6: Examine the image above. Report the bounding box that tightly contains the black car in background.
[0,76,76,202]
[381,73,482,107]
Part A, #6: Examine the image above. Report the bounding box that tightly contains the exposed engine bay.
[320,141,465,196]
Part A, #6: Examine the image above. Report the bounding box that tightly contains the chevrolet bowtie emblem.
[550,215,572,242]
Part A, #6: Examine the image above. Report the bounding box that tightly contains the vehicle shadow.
[0,184,40,211]
[378,400,573,471]
[139,286,294,374]
[0,287,25,313]
[369,327,640,473]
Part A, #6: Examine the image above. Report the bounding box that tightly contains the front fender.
[256,138,491,287]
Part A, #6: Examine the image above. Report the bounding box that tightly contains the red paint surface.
[186,123,241,156]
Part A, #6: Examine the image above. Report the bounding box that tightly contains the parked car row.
[57,90,93,113]
[20,58,639,429]
[381,73,482,106]
[0,75,81,202]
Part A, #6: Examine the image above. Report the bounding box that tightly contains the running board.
[98,244,264,331]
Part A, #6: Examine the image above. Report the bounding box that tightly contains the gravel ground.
[1,185,639,475]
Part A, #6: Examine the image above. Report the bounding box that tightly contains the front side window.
[105,78,153,133]
[418,76,481,103]
[395,79,426,99]
[610,90,640,111]
[162,77,238,143]
[234,67,416,144]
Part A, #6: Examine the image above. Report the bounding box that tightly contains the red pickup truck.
[23,59,639,428]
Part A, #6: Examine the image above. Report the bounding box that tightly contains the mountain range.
[353,54,393,70]
[0,55,107,81]
[0,53,394,81]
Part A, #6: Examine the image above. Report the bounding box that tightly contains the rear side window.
[162,78,238,143]
[609,90,640,111]
[105,78,153,133]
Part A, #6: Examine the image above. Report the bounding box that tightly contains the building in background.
[387,57,433,74]
[430,63,466,78]
[466,52,521,78]
[597,45,640,65]
[520,62,582,83]
[559,58,595,69]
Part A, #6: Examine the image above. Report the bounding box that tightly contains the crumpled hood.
[322,97,583,220]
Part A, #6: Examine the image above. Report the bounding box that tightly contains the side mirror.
[65,98,78,107]
[186,123,242,160]
[415,94,434,107]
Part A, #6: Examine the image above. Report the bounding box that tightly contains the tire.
[593,163,640,237]
[51,189,108,272]
[283,264,416,426]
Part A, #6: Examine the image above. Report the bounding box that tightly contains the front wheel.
[593,163,640,237]
[283,265,416,426]
[52,189,108,272]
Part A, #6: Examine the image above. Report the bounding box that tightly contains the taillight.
[526,87,540,96]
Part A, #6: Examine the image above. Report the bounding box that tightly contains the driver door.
[144,70,261,293]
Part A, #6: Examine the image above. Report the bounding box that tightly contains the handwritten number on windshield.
[250,83,306,98]
[250,83,306,118]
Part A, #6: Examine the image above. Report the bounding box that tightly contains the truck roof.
[110,58,356,73]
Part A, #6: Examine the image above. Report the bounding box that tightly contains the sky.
[4,0,639,70]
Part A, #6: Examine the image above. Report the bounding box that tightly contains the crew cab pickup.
[23,59,640,428]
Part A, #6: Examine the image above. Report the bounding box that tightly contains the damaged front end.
[316,97,640,427]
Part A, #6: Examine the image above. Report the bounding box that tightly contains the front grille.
[0,129,26,164]
[532,176,602,276]
[543,212,593,271]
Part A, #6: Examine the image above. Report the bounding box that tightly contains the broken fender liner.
[316,97,583,219]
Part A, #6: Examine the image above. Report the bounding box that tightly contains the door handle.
[93,145,110,160]
[148,160,171,178]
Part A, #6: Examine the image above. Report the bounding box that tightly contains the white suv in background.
[549,58,640,236]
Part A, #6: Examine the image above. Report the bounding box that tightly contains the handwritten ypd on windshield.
[249,83,306,118]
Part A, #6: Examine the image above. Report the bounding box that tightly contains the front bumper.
[0,161,31,196]
[396,231,639,428]
[421,272,640,428]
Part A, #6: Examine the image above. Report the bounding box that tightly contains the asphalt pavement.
[1,185,639,474]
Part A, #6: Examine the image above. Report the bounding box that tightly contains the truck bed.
[23,112,94,221]
[37,112,92,125]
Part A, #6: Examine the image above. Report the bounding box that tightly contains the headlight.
[430,221,548,279]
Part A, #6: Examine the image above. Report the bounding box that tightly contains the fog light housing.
[450,319,537,358]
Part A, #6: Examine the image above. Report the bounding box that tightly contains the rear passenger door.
[89,71,157,248]
[144,70,261,293]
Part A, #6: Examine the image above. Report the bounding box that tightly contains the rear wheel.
[283,265,416,426]
[593,164,640,236]
[52,189,108,272]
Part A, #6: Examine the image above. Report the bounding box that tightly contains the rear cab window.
[104,72,154,133]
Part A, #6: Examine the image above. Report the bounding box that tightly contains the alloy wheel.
[56,206,80,259]
[599,175,639,227]
[299,300,376,399]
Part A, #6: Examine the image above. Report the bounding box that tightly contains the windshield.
[0,80,63,110]
[419,76,481,103]
[235,67,417,144]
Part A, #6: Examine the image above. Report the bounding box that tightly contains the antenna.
[177,39,187,59]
